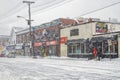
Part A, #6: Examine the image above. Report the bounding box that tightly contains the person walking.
[93,47,98,60]
[97,47,102,61]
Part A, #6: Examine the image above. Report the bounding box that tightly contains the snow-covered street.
[0,57,120,80]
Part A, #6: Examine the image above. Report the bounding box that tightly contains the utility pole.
[23,1,35,57]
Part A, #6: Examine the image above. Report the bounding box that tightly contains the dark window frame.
[70,29,79,36]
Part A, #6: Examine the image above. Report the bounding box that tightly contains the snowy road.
[0,57,120,80]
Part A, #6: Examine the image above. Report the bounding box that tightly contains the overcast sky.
[0,0,120,35]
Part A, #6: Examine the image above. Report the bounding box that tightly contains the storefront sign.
[50,40,57,45]
[60,37,67,44]
[46,41,50,46]
[6,45,15,50]
[34,42,42,46]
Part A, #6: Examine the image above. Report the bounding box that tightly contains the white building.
[60,18,120,58]
[7,27,25,54]
[16,28,30,56]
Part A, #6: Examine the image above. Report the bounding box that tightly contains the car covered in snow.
[6,53,16,58]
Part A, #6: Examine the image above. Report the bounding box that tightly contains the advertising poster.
[96,22,108,33]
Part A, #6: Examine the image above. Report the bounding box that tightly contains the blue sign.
[6,45,15,50]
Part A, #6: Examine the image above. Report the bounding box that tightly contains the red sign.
[50,40,56,45]
[34,42,42,46]
[46,41,50,46]
[60,37,67,44]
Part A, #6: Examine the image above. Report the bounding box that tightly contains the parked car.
[7,53,16,58]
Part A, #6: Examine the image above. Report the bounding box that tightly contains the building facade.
[0,35,10,54]
[33,18,76,57]
[16,28,30,56]
[7,27,24,55]
[60,19,120,58]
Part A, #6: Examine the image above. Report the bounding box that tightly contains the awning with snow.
[67,39,85,45]
[90,37,114,42]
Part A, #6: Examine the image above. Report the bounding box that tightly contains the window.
[70,29,79,36]
[81,43,84,53]
[68,45,72,53]
[76,44,80,53]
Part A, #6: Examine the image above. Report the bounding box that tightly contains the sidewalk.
[45,56,89,61]
[15,55,118,61]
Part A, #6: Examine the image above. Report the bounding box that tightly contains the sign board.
[34,42,42,47]
[15,45,22,50]
[60,37,67,44]
[46,42,50,46]
[50,40,56,45]
[6,45,15,50]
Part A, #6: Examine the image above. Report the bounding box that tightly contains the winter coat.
[93,47,97,57]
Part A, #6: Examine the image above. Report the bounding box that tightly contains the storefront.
[46,41,60,56]
[15,44,23,55]
[91,36,118,58]
[34,40,60,57]
[67,39,93,58]
[60,19,120,58]
[6,45,16,54]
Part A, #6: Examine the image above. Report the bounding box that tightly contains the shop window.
[76,44,80,53]
[68,43,88,55]
[70,29,79,36]
[103,43,108,53]
[73,45,76,53]
[68,45,72,53]
[81,43,84,53]
[115,44,118,53]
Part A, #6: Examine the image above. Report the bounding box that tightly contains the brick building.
[33,18,76,57]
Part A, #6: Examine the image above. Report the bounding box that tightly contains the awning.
[67,39,85,45]
[90,37,114,42]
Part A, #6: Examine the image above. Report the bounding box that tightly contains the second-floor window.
[70,29,79,36]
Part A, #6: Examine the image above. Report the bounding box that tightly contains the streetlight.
[17,16,34,25]
[17,16,28,21]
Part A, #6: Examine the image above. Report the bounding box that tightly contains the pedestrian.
[93,47,97,60]
[97,47,102,61]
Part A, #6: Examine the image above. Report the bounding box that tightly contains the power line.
[0,2,26,21]
[0,0,39,20]
[79,1,120,17]
[0,1,22,17]
[32,0,57,8]
[32,0,64,12]
[0,0,73,24]
[32,0,73,14]
[1,0,120,25]
[0,0,67,23]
